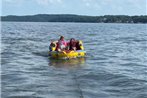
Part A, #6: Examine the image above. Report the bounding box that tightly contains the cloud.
[2,0,24,3]
[3,0,12,2]
[127,0,144,9]
[85,2,90,7]
[36,0,62,6]
[82,0,92,6]
[2,0,146,15]
[2,0,63,6]
[2,0,24,7]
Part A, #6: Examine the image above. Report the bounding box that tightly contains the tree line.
[1,14,147,23]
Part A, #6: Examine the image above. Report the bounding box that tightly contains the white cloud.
[2,0,24,6]
[127,0,144,9]
[36,0,63,6]
[36,0,49,5]
[3,0,12,2]
[82,0,90,6]
[56,0,62,3]
[85,2,90,7]
[2,0,24,3]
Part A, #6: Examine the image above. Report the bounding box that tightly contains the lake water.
[1,22,147,98]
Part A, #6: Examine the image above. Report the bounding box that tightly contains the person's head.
[75,40,80,46]
[70,38,75,43]
[60,36,64,41]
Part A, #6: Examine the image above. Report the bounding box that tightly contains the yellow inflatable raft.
[49,40,86,59]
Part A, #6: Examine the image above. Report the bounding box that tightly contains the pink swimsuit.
[58,40,67,49]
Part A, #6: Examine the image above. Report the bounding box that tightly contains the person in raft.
[76,40,82,50]
[56,36,68,51]
[69,38,76,50]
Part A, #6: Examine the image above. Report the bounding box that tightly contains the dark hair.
[70,38,75,42]
[60,36,64,40]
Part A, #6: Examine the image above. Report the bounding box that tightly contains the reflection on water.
[49,57,86,68]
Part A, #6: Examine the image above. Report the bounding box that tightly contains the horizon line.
[1,13,147,17]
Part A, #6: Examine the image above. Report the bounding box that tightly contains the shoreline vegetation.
[1,14,147,23]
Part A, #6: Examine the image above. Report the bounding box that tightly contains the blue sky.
[1,0,147,16]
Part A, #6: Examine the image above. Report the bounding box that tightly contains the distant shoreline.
[1,21,147,24]
[1,14,147,23]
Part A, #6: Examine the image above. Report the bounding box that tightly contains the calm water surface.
[1,22,147,98]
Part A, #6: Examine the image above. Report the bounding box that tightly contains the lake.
[1,22,147,98]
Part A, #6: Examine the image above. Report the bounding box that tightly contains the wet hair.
[60,36,64,40]
[70,38,75,42]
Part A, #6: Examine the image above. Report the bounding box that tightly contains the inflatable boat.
[49,40,86,59]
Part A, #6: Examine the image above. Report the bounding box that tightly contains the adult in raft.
[56,36,68,51]
[69,38,76,50]
[69,38,82,51]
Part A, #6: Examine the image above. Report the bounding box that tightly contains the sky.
[1,0,147,16]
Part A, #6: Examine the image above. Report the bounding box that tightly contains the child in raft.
[56,36,68,51]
